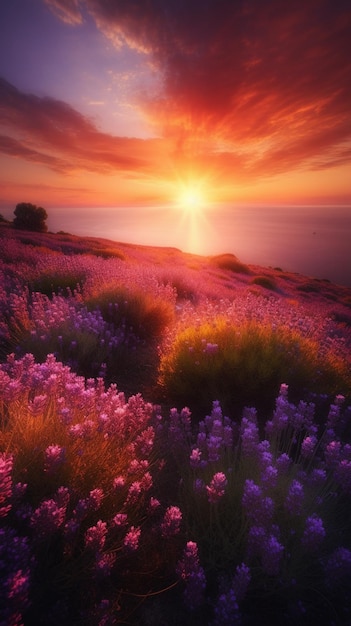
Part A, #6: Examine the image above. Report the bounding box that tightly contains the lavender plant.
[160,386,351,624]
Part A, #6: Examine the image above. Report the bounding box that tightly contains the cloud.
[43,0,83,25]
[44,0,351,181]
[0,77,170,176]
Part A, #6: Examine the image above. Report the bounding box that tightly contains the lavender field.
[1,224,351,625]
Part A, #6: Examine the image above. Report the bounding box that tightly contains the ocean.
[41,204,351,288]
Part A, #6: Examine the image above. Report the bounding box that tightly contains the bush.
[210,254,250,275]
[29,271,86,297]
[0,354,182,624]
[86,286,174,340]
[157,318,351,419]
[251,275,277,290]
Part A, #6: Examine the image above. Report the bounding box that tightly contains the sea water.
[46,204,351,287]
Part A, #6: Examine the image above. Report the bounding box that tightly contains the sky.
[0,0,350,219]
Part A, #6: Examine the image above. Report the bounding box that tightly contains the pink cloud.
[0,78,169,176]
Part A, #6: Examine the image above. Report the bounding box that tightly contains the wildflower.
[113,476,126,490]
[112,513,128,526]
[212,589,240,625]
[88,488,104,510]
[325,547,351,587]
[247,525,266,559]
[301,515,325,552]
[31,498,66,537]
[44,444,66,473]
[94,551,116,578]
[232,563,251,602]
[242,480,274,526]
[190,447,202,468]
[334,459,351,493]
[301,435,317,459]
[124,525,141,551]
[261,464,278,488]
[206,472,228,504]
[125,481,142,505]
[148,496,160,512]
[261,534,284,575]
[324,440,342,468]
[160,505,182,537]
[85,520,108,552]
[0,453,13,517]
[176,541,206,610]
[276,452,292,475]
[285,480,304,516]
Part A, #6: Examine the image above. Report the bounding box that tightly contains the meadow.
[1,223,351,625]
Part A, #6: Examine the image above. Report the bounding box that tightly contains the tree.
[13,203,48,232]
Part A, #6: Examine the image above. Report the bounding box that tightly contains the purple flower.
[232,563,251,602]
[301,436,317,459]
[301,515,325,552]
[176,541,206,609]
[206,472,228,504]
[325,547,351,587]
[334,459,351,493]
[261,534,284,576]
[285,480,304,516]
[242,480,274,526]
[160,505,182,537]
[213,589,240,625]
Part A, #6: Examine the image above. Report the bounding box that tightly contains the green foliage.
[86,286,174,340]
[251,275,277,290]
[29,271,86,297]
[13,202,48,232]
[210,253,250,274]
[89,247,126,260]
[158,318,351,418]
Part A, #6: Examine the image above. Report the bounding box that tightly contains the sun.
[176,183,207,214]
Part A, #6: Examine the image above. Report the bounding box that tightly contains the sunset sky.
[0,0,350,216]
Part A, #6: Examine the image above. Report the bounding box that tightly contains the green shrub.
[90,247,126,260]
[86,286,174,340]
[251,275,277,290]
[209,253,250,275]
[158,318,351,419]
[29,271,85,297]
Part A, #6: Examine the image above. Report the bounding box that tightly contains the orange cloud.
[43,0,351,184]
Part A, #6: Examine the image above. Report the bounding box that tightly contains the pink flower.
[44,444,66,473]
[0,453,13,518]
[206,472,228,504]
[160,505,182,537]
[85,520,107,551]
[124,525,141,551]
